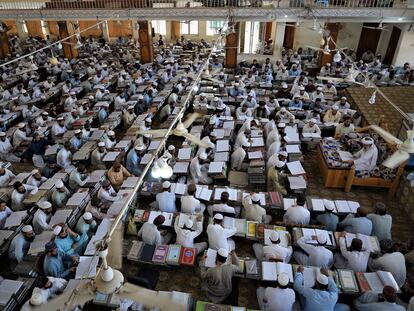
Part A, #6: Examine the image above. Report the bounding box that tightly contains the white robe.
[354,145,378,172]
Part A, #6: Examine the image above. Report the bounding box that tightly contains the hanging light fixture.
[74,33,82,49]
[368,90,377,105]
[158,158,173,179]
[333,50,341,63]
[319,37,325,46]
[151,160,161,178]
[57,42,63,49]
[49,49,58,65]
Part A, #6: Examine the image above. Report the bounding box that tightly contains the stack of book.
[248,160,266,185]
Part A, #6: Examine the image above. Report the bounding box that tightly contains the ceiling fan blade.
[368,125,403,145]
[316,76,345,82]
[106,222,123,270]
[182,133,210,148]
[39,281,95,311]
[182,112,204,129]
[306,45,322,50]
[382,149,410,169]
[136,129,168,136]
[363,26,378,30]
[117,283,186,311]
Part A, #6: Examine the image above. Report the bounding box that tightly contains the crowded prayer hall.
[0,2,413,310]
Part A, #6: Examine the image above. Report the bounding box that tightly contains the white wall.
[393,29,414,66]
[337,23,363,51]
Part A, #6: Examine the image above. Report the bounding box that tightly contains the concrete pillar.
[132,20,139,43]
[101,21,110,42]
[58,21,78,60]
[225,22,239,69]
[319,23,340,67]
[15,21,28,39]
[138,21,153,64]
[0,24,12,58]
[274,22,286,58]
[171,21,180,42]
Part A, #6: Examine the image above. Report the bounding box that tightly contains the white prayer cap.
[251,193,261,203]
[55,180,64,188]
[184,219,193,229]
[71,109,77,113]
[282,83,288,89]
[199,152,208,160]
[280,107,286,113]
[145,118,152,123]
[137,94,144,100]
[98,142,105,147]
[234,83,240,87]
[42,112,49,116]
[0,132,5,137]
[294,94,301,99]
[102,102,109,108]
[275,160,285,168]
[310,118,317,124]
[278,123,286,128]
[135,144,145,151]
[326,63,331,66]
[168,145,175,151]
[31,169,39,175]
[299,86,305,91]
[341,96,347,100]
[209,119,216,125]
[278,151,288,157]
[317,86,323,91]
[235,75,240,78]
[53,225,62,236]
[162,181,171,189]
[17,123,25,129]
[21,89,27,94]
[278,272,290,286]
[39,201,52,210]
[213,97,219,102]
[83,212,93,221]
[327,80,334,84]
[70,91,76,95]
[30,293,43,306]
[214,213,223,220]
[74,129,81,134]
[242,141,250,148]
[317,273,329,285]
[200,93,206,97]
[269,231,279,242]
[217,248,228,258]
[316,233,327,245]
[88,95,94,100]
[127,105,134,110]
[332,105,339,111]
[107,130,115,136]
[362,137,374,145]
[324,199,335,211]
[22,225,33,233]
[209,132,217,138]
[144,134,151,138]
[57,117,64,121]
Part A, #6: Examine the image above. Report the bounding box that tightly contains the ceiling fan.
[36,247,185,311]
[363,22,389,31]
[367,125,414,168]
[137,113,210,148]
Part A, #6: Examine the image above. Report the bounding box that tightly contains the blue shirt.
[70,136,83,150]
[338,214,373,236]
[8,234,30,263]
[289,69,300,77]
[126,149,141,176]
[316,213,339,232]
[43,252,72,278]
[156,191,177,213]
[228,88,244,97]
[366,213,392,241]
[289,100,303,109]
[55,234,80,255]
[294,273,338,311]
[98,108,108,124]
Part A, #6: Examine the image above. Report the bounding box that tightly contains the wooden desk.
[317,146,349,188]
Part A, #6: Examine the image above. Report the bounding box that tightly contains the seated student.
[31,276,67,304]
[335,233,370,272]
[335,115,355,138]
[27,169,47,187]
[257,272,295,311]
[346,137,378,173]
[51,180,70,209]
[0,167,16,187]
[43,241,78,280]
[253,101,270,119]
[155,181,177,213]
[11,181,38,211]
[302,118,321,134]
[75,212,97,253]
[367,202,392,241]
[180,183,205,214]
[354,285,405,311]
[208,192,236,217]
[68,164,88,192]
[323,105,342,124]
[294,267,346,311]
[283,195,310,226]
[242,193,271,224]
[0,201,12,229]
[137,214,172,246]
[207,213,237,251]
[230,142,250,172]
[267,160,288,195]
[369,239,406,288]
[253,231,293,263]
[9,225,34,263]
[107,161,132,191]
[314,200,339,232]
[294,233,334,268]
[42,158,61,178]
[338,207,372,236]
[53,225,80,256]
[98,180,126,204]
[174,218,207,255]
[0,132,21,162]
[56,142,73,169]
[199,248,241,304]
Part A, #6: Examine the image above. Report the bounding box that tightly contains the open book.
[261,261,294,282]
[344,233,379,253]
[356,271,399,293]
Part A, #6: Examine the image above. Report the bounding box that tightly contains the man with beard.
[123,105,136,128]
[31,276,67,304]
[43,241,78,279]
[33,201,53,234]
[0,132,20,162]
[11,181,38,211]
[104,130,116,150]
[75,212,97,253]
[91,142,107,170]
[53,225,80,255]
[51,117,66,140]
[68,164,88,192]
[0,167,16,187]
[27,169,47,187]
[126,144,145,176]
[41,158,61,178]
[9,225,35,263]
[51,180,71,209]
